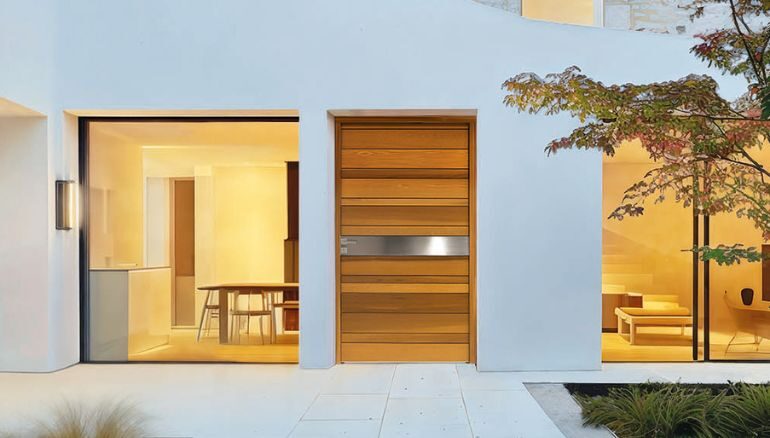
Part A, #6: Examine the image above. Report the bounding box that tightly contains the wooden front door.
[336,117,476,362]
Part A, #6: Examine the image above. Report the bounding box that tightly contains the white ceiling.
[91,121,299,177]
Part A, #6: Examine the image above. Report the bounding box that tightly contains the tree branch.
[730,0,766,83]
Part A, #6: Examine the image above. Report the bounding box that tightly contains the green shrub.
[575,382,770,438]
[718,383,770,437]
[577,384,720,437]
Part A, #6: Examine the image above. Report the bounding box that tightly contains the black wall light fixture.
[55,180,75,230]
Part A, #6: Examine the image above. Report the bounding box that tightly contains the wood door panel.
[341,313,469,333]
[342,293,468,313]
[341,169,469,179]
[341,149,468,169]
[341,275,468,284]
[341,128,469,149]
[340,343,469,362]
[341,333,469,343]
[341,283,469,294]
[340,225,469,236]
[341,257,468,276]
[335,117,475,363]
[341,179,468,199]
[341,206,468,226]
[341,199,469,207]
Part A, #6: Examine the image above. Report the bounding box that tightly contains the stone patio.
[1,362,769,437]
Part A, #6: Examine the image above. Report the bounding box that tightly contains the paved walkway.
[1,362,770,437]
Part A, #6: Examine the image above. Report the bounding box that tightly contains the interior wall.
[194,168,215,318]
[0,117,51,371]
[145,177,170,268]
[193,165,288,323]
[212,166,287,283]
[710,145,770,333]
[602,158,693,309]
[88,129,144,268]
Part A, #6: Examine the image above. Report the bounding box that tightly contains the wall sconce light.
[55,180,76,230]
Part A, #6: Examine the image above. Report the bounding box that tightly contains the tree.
[503,0,770,265]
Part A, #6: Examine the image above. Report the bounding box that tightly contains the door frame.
[333,115,477,363]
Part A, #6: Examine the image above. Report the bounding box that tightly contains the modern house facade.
[1,0,756,374]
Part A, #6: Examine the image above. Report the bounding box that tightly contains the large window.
[708,145,770,360]
[602,141,770,362]
[84,119,299,363]
[602,142,694,362]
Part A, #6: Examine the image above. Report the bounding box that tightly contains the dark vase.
[741,288,754,306]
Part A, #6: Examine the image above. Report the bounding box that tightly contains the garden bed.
[565,382,770,438]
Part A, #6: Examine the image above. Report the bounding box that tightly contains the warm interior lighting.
[522,0,595,26]
[55,180,75,230]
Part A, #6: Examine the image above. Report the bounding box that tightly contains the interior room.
[708,144,770,361]
[602,142,694,362]
[602,142,770,362]
[86,120,299,363]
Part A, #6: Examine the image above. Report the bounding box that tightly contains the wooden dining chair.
[196,290,221,342]
[271,300,299,343]
[230,291,272,345]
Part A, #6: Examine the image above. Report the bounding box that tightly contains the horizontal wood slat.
[341,343,469,362]
[340,123,469,130]
[341,198,468,207]
[340,225,469,236]
[341,333,469,343]
[341,206,468,226]
[341,150,468,169]
[340,283,469,294]
[341,129,468,149]
[341,275,468,284]
[341,179,468,199]
[341,169,469,179]
[342,293,468,313]
[341,313,469,334]
[341,257,468,276]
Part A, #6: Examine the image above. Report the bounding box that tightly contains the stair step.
[602,254,635,264]
[602,263,645,274]
[602,284,627,293]
[602,273,654,290]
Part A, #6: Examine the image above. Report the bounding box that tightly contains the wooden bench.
[614,295,691,345]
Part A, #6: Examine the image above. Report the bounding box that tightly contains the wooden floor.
[709,331,770,360]
[129,328,299,363]
[603,328,770,362]
[603,328,693,362]
[130,328,770,364]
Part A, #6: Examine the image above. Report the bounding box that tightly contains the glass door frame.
[77,115,300,362]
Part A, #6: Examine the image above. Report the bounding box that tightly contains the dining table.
[197,283,300,344]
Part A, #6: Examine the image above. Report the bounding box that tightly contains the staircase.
[602,228,656,294]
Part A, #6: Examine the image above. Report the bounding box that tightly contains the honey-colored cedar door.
[336,117,476,363]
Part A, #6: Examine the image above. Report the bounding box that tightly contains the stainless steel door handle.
[340,236,469,256]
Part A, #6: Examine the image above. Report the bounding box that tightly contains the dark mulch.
[565,382,743,397]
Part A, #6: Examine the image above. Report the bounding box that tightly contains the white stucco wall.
[0,0,744,371]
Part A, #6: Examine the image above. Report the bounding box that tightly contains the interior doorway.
[171,178,196,326]
[335,116,477,363]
